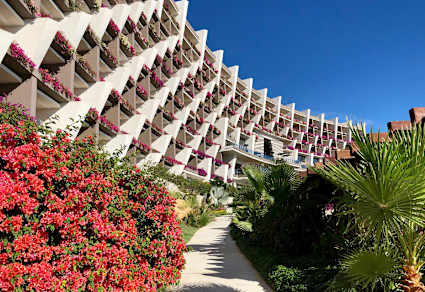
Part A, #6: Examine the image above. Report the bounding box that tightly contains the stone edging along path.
[168,215,272,292]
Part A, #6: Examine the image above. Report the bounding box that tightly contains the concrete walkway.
[169,215,272,292]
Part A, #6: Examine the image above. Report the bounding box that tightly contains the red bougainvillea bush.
[0,100,186,291]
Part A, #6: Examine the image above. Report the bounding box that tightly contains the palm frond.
[243,164,267,195]
[232,217,253,232]
[340,248,399,290]
[313,123,425,240]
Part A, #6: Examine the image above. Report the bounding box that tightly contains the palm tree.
[233,161,304,244]
[313,123,425,291]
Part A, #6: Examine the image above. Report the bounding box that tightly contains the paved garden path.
[169,215,272,292]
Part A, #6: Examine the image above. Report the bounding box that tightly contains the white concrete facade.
[0,0,352,184]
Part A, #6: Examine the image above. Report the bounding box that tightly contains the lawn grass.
[180,222,199,243]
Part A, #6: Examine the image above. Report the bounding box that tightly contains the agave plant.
[313,123,425,291]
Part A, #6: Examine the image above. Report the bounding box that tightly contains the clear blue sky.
[186,0,425,131]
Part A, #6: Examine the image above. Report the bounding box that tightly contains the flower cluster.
[149,24,161,40]
[162,62,173,76]
[185,88,194,98]
[198,168,207,176]
[87,26,120,66]
[196,114,204,124]
[194,79,204,91]
[152,123,165,134]
[87,107,120,133]
[38,68,80,101]
[135,83,149,99]
[9,42,36,72]
[54,31,76,56]
[219,88,227,96]
[76,54,98,80]
[151,71,164,88]
[127,16,149,47]
[236,87,247,97]
[119,33,137,56]
[111,89,136,113]
[231,98,242,107]
[109,19,121,36]
[0,107,186,291]
[174,96,185,108]
[184,124,199,135]
[164,155,183,166]
[163,109,177,121]
[249,108,259,115]
[175,139,187,148]
[204,56,218,73]
[173,55,183,68]
[132,137,151,152]
[211,174,224,181]
[99,115,120,133]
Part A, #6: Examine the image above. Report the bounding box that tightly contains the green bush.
[230,227,347,291]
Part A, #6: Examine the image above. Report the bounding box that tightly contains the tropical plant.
[0,99,187,291]
[204,186,232,207]
[232,162,304,241]
[313,123,425,291]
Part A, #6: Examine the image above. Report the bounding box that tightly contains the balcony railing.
[283,156,300,164]
[233,143,274,161]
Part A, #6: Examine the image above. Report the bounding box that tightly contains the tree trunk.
[402,264,425,292]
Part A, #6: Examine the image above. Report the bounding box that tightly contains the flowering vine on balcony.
[185,88,194,98]
[162,62,173,77]
[87,107,99,120]
[87,26,120,66]
[119,33,137,56]
[9,42,36,72]
[99,115,120,133]
[149,24,161,40]
[151,71,164,88]
[142,65,151,76]
[196,114,204,124]
[86,107,119,133]
[227,107,236,115]
[184,124,199,135]
[164,155,183,166]
[111,89,136,113]
[152,123,166,134]
[24,0,40,16]
[132,137,151,152]
[249,108,259,115]
[211,174,224,181]
[194,79,204,91]
[173,55,183,68]
[127,16,149,47]
[109,19,121,36]
[175,139,187,148]
[204,56,218,73]
[76,55,98,80]
[163,109,177,121]
[174,96,184,108]
[54,31,76,56]
[236,87,247,97]
[232,98,242,107]
[38,68,80,101]
[219,88,227,96]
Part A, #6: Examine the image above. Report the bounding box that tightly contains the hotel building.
[0,0,352,184]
